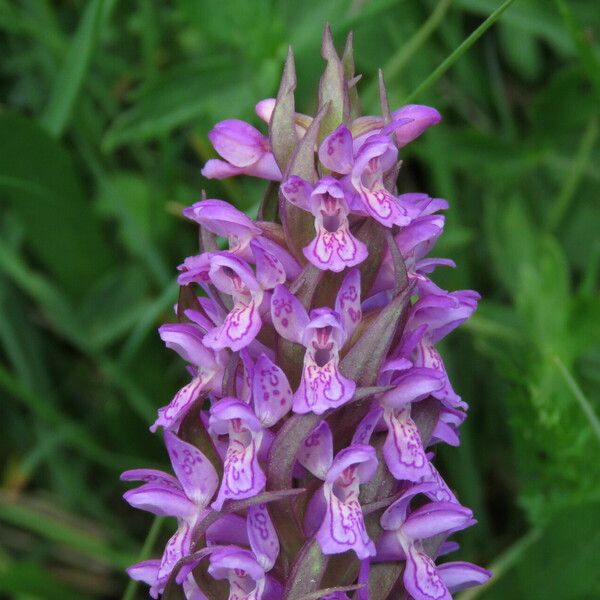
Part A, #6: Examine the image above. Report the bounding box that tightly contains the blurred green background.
[1,0,599,598]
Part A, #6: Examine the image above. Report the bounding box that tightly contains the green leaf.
[40,0,106,137]
[0,112,112,298]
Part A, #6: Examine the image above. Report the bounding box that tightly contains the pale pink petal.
[247,504,279,571]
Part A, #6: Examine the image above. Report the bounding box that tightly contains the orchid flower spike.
[122,26,487,600]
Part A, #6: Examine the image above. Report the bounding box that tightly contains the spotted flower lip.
[123,28,487,600]
[300,421,378,559]
[281,175,368,272]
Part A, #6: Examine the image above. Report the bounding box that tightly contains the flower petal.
[156,522,194,587]
[437,561,492,593]
[150,376,205,433]
[252,353,293,427]
[209,119,267,167]
[317,484,376,559]
[403,543,451,600]
[335,268,362,339]
[298,420,333,479]
[270,284,310,344]
[159,323,216,368]
[164,431,219,508]
[382,408,431,482]
[204,297,262,352]
[402,502,473,541]
[281,176,313,211]
[318,124,354,174]
[391,104,442,147]
[123,483,195,518]
[247,504,280,571]
[251,239,286,290]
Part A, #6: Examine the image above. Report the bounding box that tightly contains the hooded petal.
[403,544,451,600]
[380,482,439,531]
[383,407,431,482]
[159,323,216,368]
[401,502,473,541]
[208,119,267,167]
[247,504,279,571]
[164,431,219,508]
[120,468,180,490]
[437,562,492,593]
[270,284,310,344]
[380,367,444,408]
[318,124,354,174]
[298,420,333,480]
[252,353,293,427]
[391,104,441,147]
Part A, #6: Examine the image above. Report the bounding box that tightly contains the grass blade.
[40,0,106,137]
[404,0,516,103]
[553,355,600,444]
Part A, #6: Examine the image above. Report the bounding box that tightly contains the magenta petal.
[150,376,205,433]
[156,522,194,586]
[380,367,444,408]
[304,225,367,272]
[252,353,292,427]
[208,546,265,583]
[391,104,441,147]
[437,561,492,593]
[159,323,216,368]
[251,240,286,290]
[123,483,195,518]
[298,420,333,479]
[402,502,473,540]
[247,504,280,571]
[206,514,249,546]
[164,431,219,508]
[423,462,458,504]
[126,559,160,587]
[380,482,439,531]
[120,468,180,490]
[201,158,245,179]
[270,284,310,344]
[204,297,262,352]
[281,175,313,211]
[317,484,375,559]
[318,124,354,174]
[335,268,362,339]
[303,485,328,536]
[383,408,431,482]
[293,358,356,414]
[351,405,383,446]
[209,119,267,167]
[403,544,451,600]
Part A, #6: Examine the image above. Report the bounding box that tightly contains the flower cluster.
[122,27,490,600]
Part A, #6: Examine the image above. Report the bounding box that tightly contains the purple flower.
[209,398,266,509]
[122,29,489,600]
[122,431,219,596]
[202,119,282,181]
[379,485,490,600]
[270,269,361,414]
[151,323,226,432]
[281,175,367,272]
[300,421,377,559]
[178,252,268,352]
